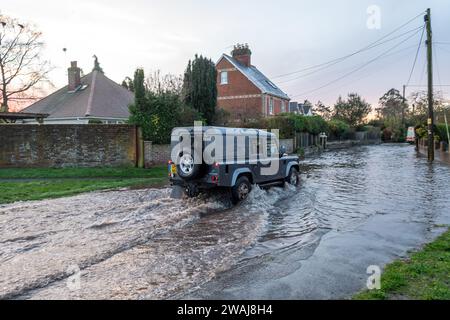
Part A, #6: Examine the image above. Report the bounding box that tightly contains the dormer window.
[220,71,228,85]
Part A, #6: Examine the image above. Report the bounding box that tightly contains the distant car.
[406,127,416,143]
[168,126,300,203]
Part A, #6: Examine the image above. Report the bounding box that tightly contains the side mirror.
[279,145,287,157]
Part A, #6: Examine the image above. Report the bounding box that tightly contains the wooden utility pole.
[425,8,434,162]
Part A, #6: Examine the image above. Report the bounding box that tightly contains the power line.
[314,44,421,99]
[405,24,425,87]
[271,11,426,79]
[290,27,424,98]
[277,27,424,84]
[285,44,418,98]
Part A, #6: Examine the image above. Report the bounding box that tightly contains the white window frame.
[269,97,274,115]
[220,71,228,85]
[281,101,286,113]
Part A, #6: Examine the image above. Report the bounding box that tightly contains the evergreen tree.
[182,54,217,124]
[133,69,146,112]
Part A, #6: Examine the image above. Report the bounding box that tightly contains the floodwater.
[0,144,449,299]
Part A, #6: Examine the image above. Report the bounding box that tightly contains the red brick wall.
[216,58,262,120]
[265,95,289,116]
[216,59,261,96]
[216,57,289,120]
[217,97,262,121]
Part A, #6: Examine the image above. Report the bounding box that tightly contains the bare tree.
[409,90,445,124]
[0,14,51,112]
[146,70,183,95]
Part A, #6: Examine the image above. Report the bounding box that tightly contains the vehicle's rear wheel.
[177,150,201,180]
[231,176,251,204]
[286,167,299,186]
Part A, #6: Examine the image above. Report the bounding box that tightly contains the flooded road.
[0,144,449,299]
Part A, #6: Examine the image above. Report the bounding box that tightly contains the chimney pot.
[68,61,81,91]
[231,43,252,67]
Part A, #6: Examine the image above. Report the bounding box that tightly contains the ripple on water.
[2,144,450,300]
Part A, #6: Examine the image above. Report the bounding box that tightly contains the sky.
[1,0,450,108]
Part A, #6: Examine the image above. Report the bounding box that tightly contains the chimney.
[68,61,81,91]
[231,43,252,67]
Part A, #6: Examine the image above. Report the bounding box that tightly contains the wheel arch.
[285,161,300,177]
[231,168,254,186]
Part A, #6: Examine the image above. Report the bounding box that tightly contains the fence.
[293,132,319,151]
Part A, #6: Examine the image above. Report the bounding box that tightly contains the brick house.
[216,44,290,121]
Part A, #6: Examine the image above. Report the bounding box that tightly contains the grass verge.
[354,228,450,300]
[0,166,167,204]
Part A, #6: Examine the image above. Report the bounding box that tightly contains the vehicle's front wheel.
[286,167,299,186]
[231,176,251,204]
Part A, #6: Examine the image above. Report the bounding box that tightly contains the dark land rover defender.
[168,126,300,203]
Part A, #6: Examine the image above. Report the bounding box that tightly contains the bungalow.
[216,44,290,121]
[20,58,133,124]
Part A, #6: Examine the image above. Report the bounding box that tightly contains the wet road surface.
[0,144,449,299]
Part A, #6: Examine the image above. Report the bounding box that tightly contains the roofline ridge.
[85,70,98,116]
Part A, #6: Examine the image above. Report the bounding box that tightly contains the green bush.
[436,123,450,143]
[416,124,449,143]
[416,127,427,139]
[238,114,327,139]
[289,115,327,135]
[327,119,350,139]
[266,116,295,138]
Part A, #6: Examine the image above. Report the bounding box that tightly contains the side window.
[220,71,228,85]
[281,101,286,113]
[266,139,279,157]
[250,138,258,159]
